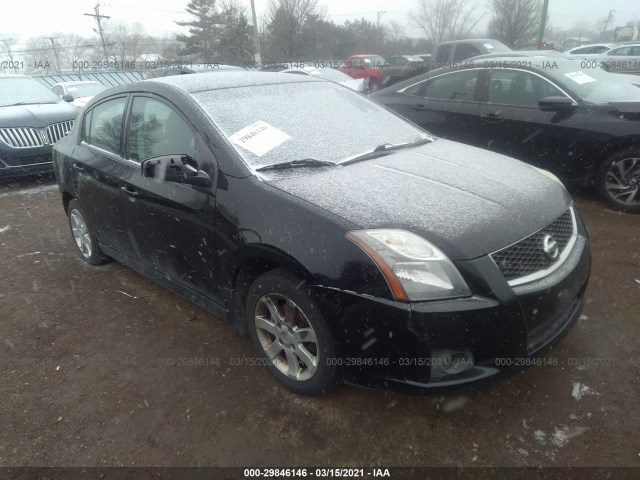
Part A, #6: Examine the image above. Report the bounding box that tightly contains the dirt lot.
[0,176,639,469]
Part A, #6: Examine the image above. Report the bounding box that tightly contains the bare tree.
[105,21,151,65]
[487,0,542,48]
[265,0,326,59]
[413,0,484,43]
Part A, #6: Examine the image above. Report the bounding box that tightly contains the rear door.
[71,95,132,253]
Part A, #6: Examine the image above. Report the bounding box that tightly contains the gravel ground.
[0,176,639,469]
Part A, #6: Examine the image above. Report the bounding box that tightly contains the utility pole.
[84,3,110,60]
[49,37,61,73]
[536,0,549,49]
[376,11,386,53]
[249,0,261,66]
[2,39,14,63]
[602,10,614,32]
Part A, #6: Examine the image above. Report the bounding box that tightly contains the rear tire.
[245,269,338,395]
[596,149,640,213]
[67,199,110,265]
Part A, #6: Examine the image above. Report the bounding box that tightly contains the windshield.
[192,81,426,169]
[545,63,640,103]
[66,83,106,98]
[0,78,61,106]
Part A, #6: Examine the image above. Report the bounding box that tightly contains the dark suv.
[0,75,78,179]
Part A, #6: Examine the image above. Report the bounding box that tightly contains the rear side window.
[84,97,127,155]
[404,70,479,101]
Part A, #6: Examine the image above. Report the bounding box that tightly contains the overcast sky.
[1,0,638,49]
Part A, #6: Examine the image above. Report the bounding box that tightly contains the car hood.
[0,102,77,128]
[264,139,571,260]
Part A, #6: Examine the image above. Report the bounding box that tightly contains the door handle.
[412,104,428,111]
[481,113,504,123]
[121,186,140,197]
[72,163,85,172]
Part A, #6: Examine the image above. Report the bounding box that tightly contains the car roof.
[570,43,615,49]
[471,50,564,60]
[148,70,325,94]
[466,55,577,68]
[437,38,502,45]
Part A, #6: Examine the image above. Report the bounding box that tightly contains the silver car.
[594,44,640,74]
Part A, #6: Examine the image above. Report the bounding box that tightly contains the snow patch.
[571,382,599,400]
[0,225,11,233]
[534,430,547,444]
[441,396,468,413]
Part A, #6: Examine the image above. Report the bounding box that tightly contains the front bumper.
[314,220,591,396]
[0,145,54,179]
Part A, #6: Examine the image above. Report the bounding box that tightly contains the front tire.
[246,269,338,395]
[597,149,640,213]
[67,199,109,265]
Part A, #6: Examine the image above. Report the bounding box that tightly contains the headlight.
[346,229,471,301]
[530,165,564,186]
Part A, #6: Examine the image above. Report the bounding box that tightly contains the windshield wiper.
[256,158,337,172]
[339,137,433,166]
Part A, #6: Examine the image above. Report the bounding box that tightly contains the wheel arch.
[61,190,74,214]
[229,244,315,335]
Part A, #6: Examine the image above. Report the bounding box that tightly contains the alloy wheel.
[604,157,640,207]
[254,293,319,381]
[69,208,93,259]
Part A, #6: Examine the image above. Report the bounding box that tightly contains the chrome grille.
[491,208,576,284]
[46,120,74,144]
[0,127,44,148]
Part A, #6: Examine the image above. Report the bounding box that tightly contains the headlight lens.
[530,165,564,186]
[346,229,471,301]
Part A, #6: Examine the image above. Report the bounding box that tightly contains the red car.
[340,55,386,92]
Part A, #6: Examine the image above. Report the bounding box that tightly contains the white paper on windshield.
[229,121,291,157]
[564,71,596,84]
[484,43,494,49]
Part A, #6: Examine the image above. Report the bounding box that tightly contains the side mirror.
[62,94,74,102]
[538,96,575,111]
[141,154,211,187]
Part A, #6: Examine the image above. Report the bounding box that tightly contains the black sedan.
[1,75,77,179]
[53,72,590,396]
[372,57,640,212]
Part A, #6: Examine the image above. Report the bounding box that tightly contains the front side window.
[127,96,196,163]
[84,96,127,155]
[404,70,479,101]
[435,45,452,63]
[487,70,564,107]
